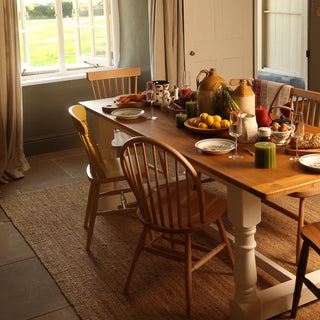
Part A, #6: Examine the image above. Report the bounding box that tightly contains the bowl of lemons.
[184,113,230,134]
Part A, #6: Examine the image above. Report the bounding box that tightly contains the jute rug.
[1,180,319,320]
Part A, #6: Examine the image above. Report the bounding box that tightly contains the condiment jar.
[257,127,271,142]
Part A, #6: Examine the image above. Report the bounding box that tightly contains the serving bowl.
[271,129,291,146]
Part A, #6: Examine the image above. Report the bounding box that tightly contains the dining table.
[79,97,320,320]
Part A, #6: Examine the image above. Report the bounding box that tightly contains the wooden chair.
[120,136,234,318]
[291,221,320,318]
[69,105,136,251]
[263,87,320,264]
[86,67,141,148]
[86,67,141,99]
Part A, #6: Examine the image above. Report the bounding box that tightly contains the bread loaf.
[290,133,320,149]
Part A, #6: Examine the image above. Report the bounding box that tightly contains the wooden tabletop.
[80,99,320,200]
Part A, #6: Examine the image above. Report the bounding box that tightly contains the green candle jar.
[254,142,276,168]
[185,101,198,119]
[176,113,187,128]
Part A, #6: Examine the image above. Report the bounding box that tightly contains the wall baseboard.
[24,132,81,157]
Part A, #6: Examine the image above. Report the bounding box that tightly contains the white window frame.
[255,0,307,84]
[18,0,120,86]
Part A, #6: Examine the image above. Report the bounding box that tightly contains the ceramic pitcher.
[238,113,258,143]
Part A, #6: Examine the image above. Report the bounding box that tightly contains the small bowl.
[271,129,291,146]
[168,106,186,117]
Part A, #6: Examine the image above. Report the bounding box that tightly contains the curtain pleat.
[0,0,30,183]
[148,0,184,89]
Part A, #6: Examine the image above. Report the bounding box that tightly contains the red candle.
[255,107,272,127]
[181,87,192,96]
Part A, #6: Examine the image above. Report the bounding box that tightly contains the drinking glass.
[229,112,243,160]
[182,70,191,89]
[290,111,305,161]
[146,81,157,120]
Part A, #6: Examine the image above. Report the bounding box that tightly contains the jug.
[238,113,258,143]
[232,79,255,115]
[196,68,227,115]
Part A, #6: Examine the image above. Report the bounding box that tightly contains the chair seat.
[86,157,126,183]
[289,186,320,199]
[301,221,320,251]
[137,186,227,233]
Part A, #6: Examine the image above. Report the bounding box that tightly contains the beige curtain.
[148,0,184,89]
[0,0,29,183]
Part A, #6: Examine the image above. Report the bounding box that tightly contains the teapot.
[196,68,227,115]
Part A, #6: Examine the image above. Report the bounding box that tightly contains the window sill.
[21,66,117,87]
[21,72,88,87]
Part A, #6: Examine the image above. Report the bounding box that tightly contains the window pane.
[25,0,59,68]
[62,0,76,64]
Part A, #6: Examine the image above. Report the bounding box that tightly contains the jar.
[232,79,255,115]
[258,127,271,142]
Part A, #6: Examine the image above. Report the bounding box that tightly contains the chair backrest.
[289,87,320,127]
[86,67,141,99]
[68,105,108,180]
[120,136,207,233]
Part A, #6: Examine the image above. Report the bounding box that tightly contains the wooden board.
[285,144,320,155]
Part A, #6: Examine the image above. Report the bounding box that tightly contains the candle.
[185,101,198,119]
[255,107,272,127]
[254,142,276,168]
[176,113,187,128]
[181,87,192,96]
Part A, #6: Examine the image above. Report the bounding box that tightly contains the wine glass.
[290,111,305,161]
[229,112,243,160]
[146,81,157,120]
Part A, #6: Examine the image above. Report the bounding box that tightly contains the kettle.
[196,68,227,115]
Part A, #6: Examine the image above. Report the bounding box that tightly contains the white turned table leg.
[227,184,262,320]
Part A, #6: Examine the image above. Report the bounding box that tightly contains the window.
[17,0,120,81]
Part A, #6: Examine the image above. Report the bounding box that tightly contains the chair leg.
[291,241,310,318]
[84,183,95,229]
[216,217,234,268]
[296,198,306,265]
[124,226,148,294]
[86,183,100,251]
[185,233,192,318]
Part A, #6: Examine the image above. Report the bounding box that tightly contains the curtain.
[148,0,184,89]
[0,0,29,183]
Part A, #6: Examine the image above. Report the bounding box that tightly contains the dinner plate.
[299,154,320,172]
[184,117,228,134]
[195,138,235,155]
[111,108,144,120]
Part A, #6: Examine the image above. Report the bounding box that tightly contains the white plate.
[299,154,320,172]
[111,108,144,120]
[195,138,235,155]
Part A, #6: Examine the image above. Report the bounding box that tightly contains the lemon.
[220,119,230,128]
[205,115,214,126]
[198,122,208,129]
[199,113,208,122]
[213,115,222,123]
[211,121,221,129]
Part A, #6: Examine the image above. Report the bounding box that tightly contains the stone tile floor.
[0,148,87,320]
